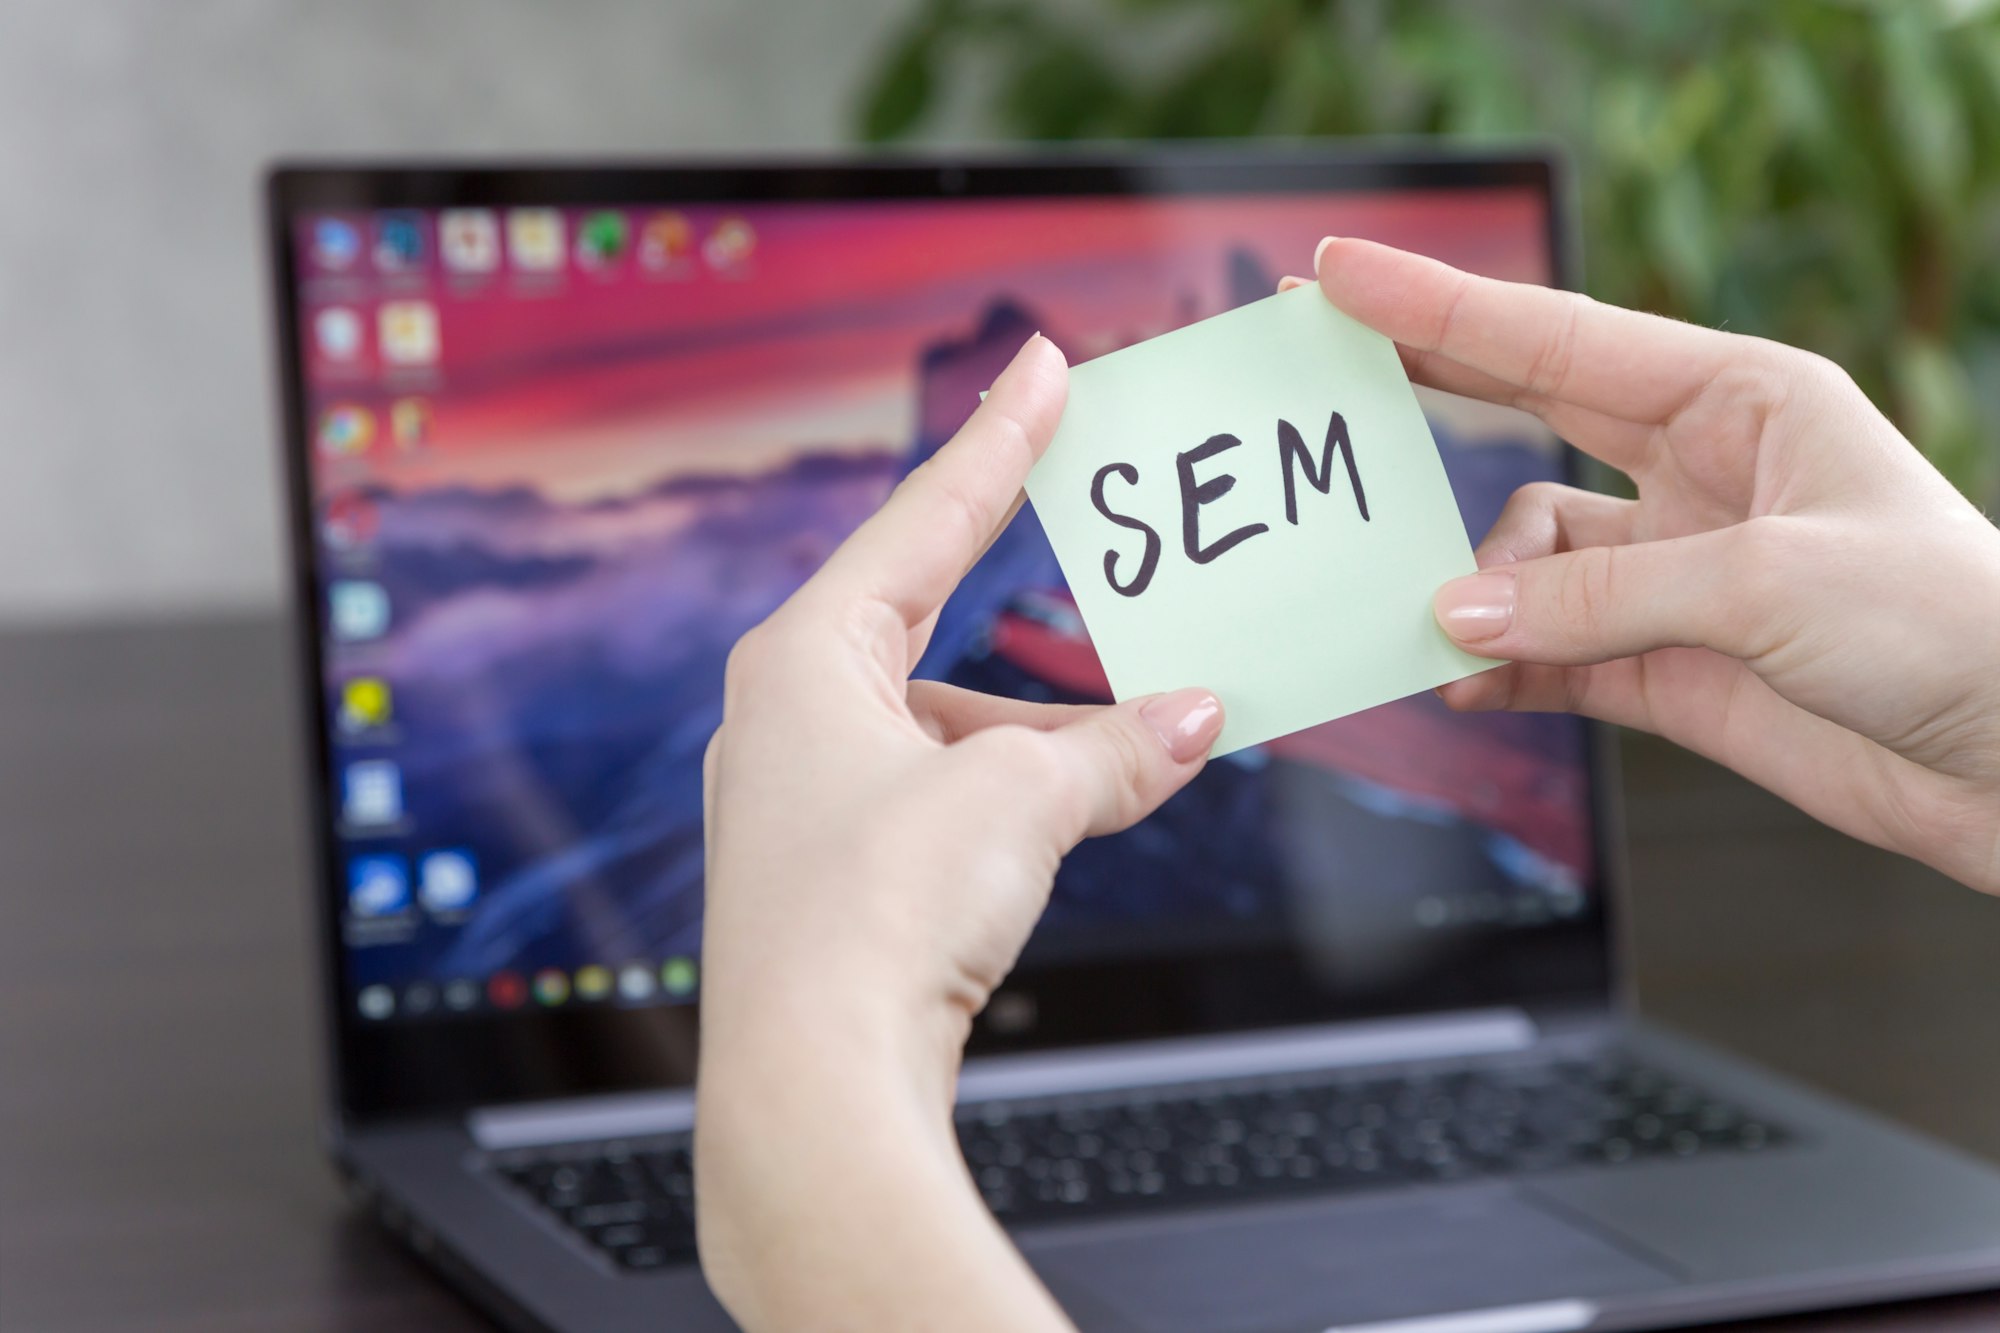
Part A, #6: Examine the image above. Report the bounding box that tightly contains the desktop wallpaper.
[293,189,1596,1019]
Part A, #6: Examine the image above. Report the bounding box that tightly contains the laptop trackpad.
[1027,1184,1678,1333]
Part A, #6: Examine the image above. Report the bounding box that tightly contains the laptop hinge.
[466,1007,1541,1149]
[956,1007,1538,1105]
[470,1088,696,1151]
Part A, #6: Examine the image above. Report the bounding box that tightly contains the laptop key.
[484,1051,1793,1270]
[492,1143,702,1273]
[956,1052,1793,1229]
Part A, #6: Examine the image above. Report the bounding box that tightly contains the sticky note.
[1024,284,1491,755]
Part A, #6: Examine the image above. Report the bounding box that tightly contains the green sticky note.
[1024,284,1491,755]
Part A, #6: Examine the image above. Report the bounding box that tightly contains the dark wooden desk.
[5,617,1999,1331]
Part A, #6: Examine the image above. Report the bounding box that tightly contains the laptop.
[265,149,2000,1333]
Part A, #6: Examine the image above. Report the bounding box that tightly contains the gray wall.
[0,0,929,623]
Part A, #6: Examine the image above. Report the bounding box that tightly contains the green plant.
[859,0,2000,504]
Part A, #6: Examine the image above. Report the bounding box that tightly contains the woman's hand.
[695,334,1222,1332]
[1310,239,2000,892]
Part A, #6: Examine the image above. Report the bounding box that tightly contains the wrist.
[703,941,971,1125]
[697,959,1023,1329]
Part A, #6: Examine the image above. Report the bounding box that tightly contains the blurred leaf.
[858,22,940,142]
[851,0,2000,498]
[1879,8,1970,214]
[1000,35,1127,138]
[1894,335,1990,496]
[1644,167,1714,309]
[1144,38,1283,138]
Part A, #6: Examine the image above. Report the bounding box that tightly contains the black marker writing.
[1177,433,1269,565]
[1280,410,1369,525]
[1090,461,1161,598]
[1088,411,1368,598]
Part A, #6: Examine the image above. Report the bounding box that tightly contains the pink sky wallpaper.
[291,186,1592,1000]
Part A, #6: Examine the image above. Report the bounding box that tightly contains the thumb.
[1432,526,1777,665]
[1029,688,1224,842]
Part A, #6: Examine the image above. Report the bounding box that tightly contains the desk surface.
[5,616,2000,1332]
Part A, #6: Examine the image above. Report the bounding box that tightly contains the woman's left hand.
[695,333,1223,1333]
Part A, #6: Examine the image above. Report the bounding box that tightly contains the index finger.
[1315,238,1751,428]
[807,333,1067,626]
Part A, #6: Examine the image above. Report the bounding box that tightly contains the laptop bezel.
[265,146,1624,1127]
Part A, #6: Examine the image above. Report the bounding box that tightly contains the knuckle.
[914,455,995,558]
[1730,513,1815,574]
[1431,272,1473,351]
[721,615,804,699]
[982,725,1090,824]
[972,723,1058,784]
[1522,294,1585,399]
[837,593,904,655]
[1509,479,1569,526]
[721,624,768,696]
[1722,515,1818,655]
[1747,341,1857,414]
[1781,345,1854,393]
[1550,546,1618,649]
[983,400,1038,473]
[1099,718,1155,806]
[1480,483,1562,563]
[1515,480,1569,509]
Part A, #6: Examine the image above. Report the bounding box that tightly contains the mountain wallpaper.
[296,192,1594,996]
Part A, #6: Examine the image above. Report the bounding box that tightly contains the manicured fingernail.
[1140,688,1224,763]
[1434,571,1516,642]
[1313,236,1339,273]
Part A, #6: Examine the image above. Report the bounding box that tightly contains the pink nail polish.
[1433,570,1516,642]
[1140,689,1224,763]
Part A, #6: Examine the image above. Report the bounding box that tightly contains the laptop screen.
[276,158,1610,1112]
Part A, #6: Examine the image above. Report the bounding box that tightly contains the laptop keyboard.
[493,1139,699,1271]
[961,1053,1787,1227]
[487,1052,1789,1272]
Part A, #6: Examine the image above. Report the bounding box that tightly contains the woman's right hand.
[1308,239,2000,893]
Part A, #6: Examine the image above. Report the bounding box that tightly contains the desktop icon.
[533,968,570,1006]
[311,217,361,270]
[488,971,527,1010]
[329,580,390,642]
[575,210,628,268]
[575,964,613,1001]
[347,854,410,918]
[639,211,694,269]
[506,208,564,271]
[321,491,380,552]
[338,677,393,733]
[439,208,500,272]
[372,211,426,270]
[378,301,439,366]
[443,978,480,1011]
[617,962,655,1002]
[357,985,396,1020]
[703,215,756,270]
[661,956,698,998]
[342,759,404,827]
[417,849,479,914]
[402,983,438,1016]
[314,307,364,360]
[389,396,432,449]
[315,404,375,457]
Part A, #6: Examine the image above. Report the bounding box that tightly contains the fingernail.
[1277,274,1310,292]
[1434,570,1516,642]
[1313,236,1339,273]
[1140,688,1224,764]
